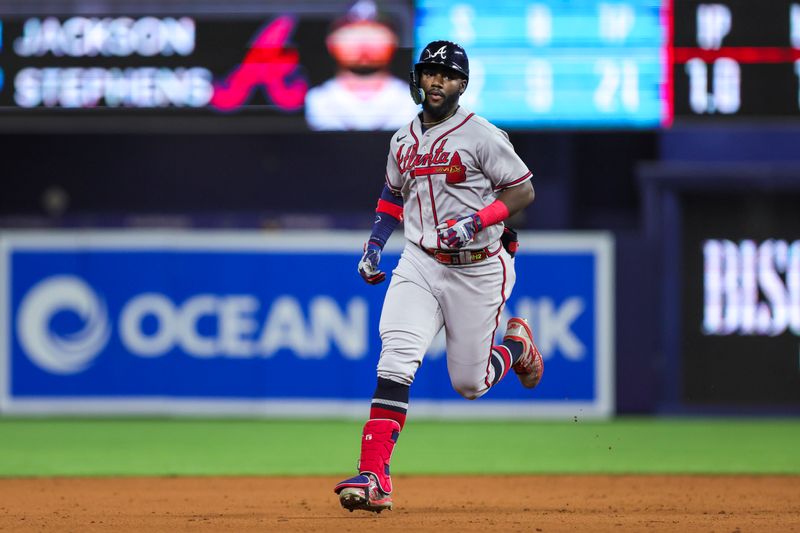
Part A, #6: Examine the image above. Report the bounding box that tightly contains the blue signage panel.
[1,231,613,418]
[416,0,670,128]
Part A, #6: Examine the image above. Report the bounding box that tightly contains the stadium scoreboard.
[416,0,670,128]
[0,1,799,130]
[673,0,800,119]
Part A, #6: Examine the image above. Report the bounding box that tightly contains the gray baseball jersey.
[385,105,532,250]
[376,105,533,398]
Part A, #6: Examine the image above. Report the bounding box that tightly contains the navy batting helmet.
[409,40,469,104]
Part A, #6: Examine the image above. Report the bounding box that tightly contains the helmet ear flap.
[409,70,425,105]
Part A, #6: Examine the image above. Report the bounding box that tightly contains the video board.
[0,0,672,131]
[416,0,671,128]
[5,1,800,130]
[681,192,800,406]
[673,0,800,119]
[0,1,417,132]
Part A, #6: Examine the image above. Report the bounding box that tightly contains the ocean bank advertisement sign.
[0,231,613,418]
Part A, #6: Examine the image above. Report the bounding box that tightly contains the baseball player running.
[334,40,544,513]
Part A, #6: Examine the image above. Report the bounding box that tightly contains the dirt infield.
[1,475,799,532]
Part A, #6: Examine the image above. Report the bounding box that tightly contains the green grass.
[0,417,798,477]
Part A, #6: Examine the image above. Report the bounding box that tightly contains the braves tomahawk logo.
[397,140,466,183]
[211,16,308,112]
[423,45,448,61]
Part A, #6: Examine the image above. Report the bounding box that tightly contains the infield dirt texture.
[1,418,798,531]
[1,475,799,531]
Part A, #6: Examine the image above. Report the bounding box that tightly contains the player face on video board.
[326,17,396,75]
[303,0,419,131]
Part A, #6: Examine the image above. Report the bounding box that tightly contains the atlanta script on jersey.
[385,106,532,251]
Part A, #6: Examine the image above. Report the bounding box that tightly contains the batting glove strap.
[436,214,482,249]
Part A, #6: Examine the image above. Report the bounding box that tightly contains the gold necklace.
[421,107,458,126]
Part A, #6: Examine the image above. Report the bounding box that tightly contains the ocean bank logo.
[16,275,111,375]
[115,293,367,360]
[15,274,368,375]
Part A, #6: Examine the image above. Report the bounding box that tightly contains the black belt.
[421,244,500,265]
